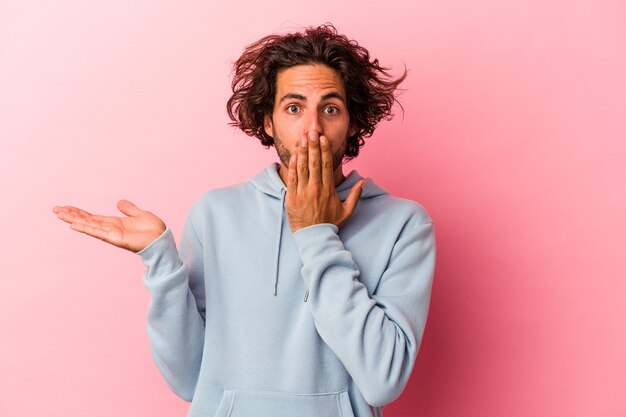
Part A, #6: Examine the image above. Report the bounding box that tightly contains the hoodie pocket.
[213,388,355,417]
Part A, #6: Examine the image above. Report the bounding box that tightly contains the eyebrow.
[278,91,346,104]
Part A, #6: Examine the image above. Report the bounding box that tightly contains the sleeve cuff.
[136,227,183,273]
[292,223,343,262]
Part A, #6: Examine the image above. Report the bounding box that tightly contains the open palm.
[53,199,166,253]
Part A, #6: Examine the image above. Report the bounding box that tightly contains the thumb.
[342,179,367,217]
[117,199,142,217]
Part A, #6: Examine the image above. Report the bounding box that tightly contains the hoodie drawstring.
[272,187,309,302]
[273,188,286,296]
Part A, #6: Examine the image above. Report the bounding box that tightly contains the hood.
[249,162,388,200]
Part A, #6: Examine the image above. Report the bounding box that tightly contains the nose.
[304,110,323,137]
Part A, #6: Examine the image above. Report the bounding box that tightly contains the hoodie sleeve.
[292,216,436,407]
[137,216,206,402]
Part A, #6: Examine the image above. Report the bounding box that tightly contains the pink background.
[1,1,625,416]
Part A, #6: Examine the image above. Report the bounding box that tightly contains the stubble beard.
[273,133,347,174]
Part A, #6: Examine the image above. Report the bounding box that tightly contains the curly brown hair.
[226,23,407,160]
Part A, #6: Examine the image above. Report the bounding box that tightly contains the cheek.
[273,115,299,137]
[328,138,348,156]
[326,121,350,144]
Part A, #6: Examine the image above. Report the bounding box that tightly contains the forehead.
[275,64,345,97]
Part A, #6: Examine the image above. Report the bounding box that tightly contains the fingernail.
[320,136,328,145]
[301,138,307,147]
[310,133,318,142]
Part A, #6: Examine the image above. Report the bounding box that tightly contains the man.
[53,24,436,417]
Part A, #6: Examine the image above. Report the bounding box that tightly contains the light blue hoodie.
[138,162,436,417]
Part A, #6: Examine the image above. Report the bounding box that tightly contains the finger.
[286,153,298,196]
[73,207,94,218]
[63,214,111,235]
[340,179,367,224]
[53,206,71,219]
[297,136,309,192]
[53,206,107,222]
[307,131,322,186]
[117,199,142,217]
[54,207,90,224]
[54,207,109,227]
[69,221,112,242]
[319,135,334,188]
[53,205,91,217]
[54,209,78,225]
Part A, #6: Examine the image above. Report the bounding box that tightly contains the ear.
[264,114,274,138]
[348,123,356,138]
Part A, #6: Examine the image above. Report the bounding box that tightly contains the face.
[264,64,356,175]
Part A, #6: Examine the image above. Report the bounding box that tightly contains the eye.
[286,104,300,114]
[323,106,339,115]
